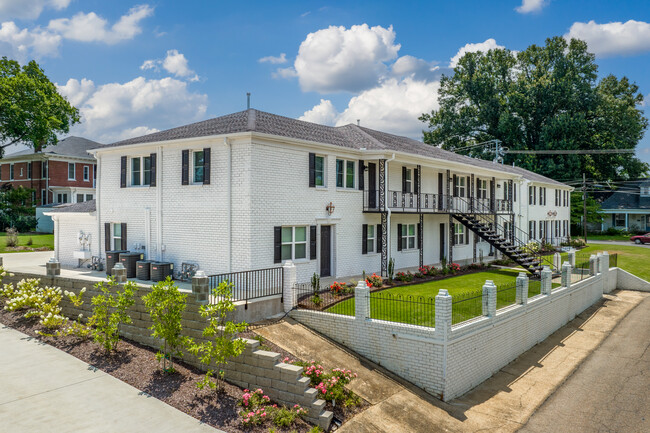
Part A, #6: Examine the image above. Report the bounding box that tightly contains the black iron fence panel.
[208,267,283,304]
[452,288,484,325]
[496,281,517,309]
[293,282,355,314]
[368,292,435,328]
[610,253,618,268]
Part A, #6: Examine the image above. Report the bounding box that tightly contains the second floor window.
[454,176,466,197]
[83,166,90,181]
[477,179,487,199]
[42,161,48,179]
[68,163,75,180]
[314,155,325,187]
[336,159,355,189]
[193,150,205,183]
[27,162,32,179]
[131,156,151,186]
[10,164,14,180]
[529,186,536,205]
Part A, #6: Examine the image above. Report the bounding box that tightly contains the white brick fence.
[288,252,643,401]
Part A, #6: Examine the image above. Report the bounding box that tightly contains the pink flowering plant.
[285,359,362,407]
[238,388,307,428]
[449,263,461,273]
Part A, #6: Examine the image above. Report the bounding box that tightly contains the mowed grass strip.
[0,232,54,253]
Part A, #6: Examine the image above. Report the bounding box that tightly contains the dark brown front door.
[320,225,332,277]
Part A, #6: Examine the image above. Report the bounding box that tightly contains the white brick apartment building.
[49,109,572,283]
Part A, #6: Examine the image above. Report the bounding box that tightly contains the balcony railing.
[363,189,513,214]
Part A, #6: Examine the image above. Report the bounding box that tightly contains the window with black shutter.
[150,153,157,187]
[358,160,365,191]
[397,223,403,251]
[376,224,381,253]
[274,226,282,263]
[362,224,368,254]
[310,225,317,259]
[203,147,211,185]
[181,150,189,185]
[308,153,316,187]
[120,156,127,188]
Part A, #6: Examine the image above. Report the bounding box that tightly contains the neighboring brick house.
[0,136,100,205]
[49,109,572,282]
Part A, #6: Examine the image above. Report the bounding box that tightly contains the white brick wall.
[51,213,100,266]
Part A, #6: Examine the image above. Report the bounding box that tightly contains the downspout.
[95,154,101,259]
[385,153,396,259]
[157,145,163,261]
[225,137,232,272]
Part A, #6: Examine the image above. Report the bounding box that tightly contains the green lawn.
[583,234,632,242]
[580,243,650,281]
[0,232,54,253]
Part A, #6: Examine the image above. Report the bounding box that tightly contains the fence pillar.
[596,252,603,274]
[482,280,497,317]
[568,249,576,267]
[516,272,528,305]
[541,266,552,295]
[601,251,611,294]
[435,289,452,339]
[113,262,127,283]
[561,261,572,289]
[282,261,297,313]
[192,270,209,304]
[46,258,60,276]
[354,280,370,320]
[553,252,561,271]
[589,255,597,276]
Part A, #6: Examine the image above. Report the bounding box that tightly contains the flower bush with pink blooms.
[449,263,461,273]
[238,388,306,428]
[284,358,362,407]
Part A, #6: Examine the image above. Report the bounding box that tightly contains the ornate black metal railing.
[208,267,283,306]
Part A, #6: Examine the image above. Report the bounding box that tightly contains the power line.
[505,149,635,155]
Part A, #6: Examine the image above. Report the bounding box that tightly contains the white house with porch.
[49,109,572,283]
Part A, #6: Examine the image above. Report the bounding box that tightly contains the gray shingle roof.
[601,181,650,210]
[47,199,96,213]
[4,136,100,160]
[101,109,566,186]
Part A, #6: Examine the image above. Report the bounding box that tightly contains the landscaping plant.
[285,358,361,407]
[186,280,247,392]
[387,257,395,282]
[238,388,307,428]
[88,277,137,352]
[367,273,382,288]
[56,288,92,340]
[142,277,189,373]
[5,227,18,247]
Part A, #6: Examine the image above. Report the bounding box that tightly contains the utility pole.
[583,173,587,243]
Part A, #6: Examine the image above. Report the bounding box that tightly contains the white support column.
[354,279,370,320]
[282,261,297,313]
[553,252,561,271]
[541,266,552,295]
[568,249,576,267]
[589,254,597,276]
[516,272,528,305]
[435,289,452,339]
[482,280,497,317]
[561,261,572,289]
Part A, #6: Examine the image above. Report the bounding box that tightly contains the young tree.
[142,277,189,373]
[186,281,247,392]
[0,57,80,157]
[89,278,137,353]
[420,37,648,182]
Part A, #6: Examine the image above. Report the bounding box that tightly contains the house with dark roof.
[600,180,650,233]
[49,109,572,283]
[0,136,100,205]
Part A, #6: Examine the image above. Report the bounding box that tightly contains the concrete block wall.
[0,272,331,430]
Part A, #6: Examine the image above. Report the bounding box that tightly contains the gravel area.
[0,309,315,433]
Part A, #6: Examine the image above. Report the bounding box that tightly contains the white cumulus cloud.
[57,76,208,143]
[48,4,153,44]
[259,53,287,64]
[141,49,199,81]
[0,0,71,21]
[450,38,504,67]
[565,20,650,57]
[301,77,439,139]
[286,24,401,93]
[515,0,547,14]
[0,21,61,60]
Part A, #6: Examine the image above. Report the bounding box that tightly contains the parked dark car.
[630,233,650,244]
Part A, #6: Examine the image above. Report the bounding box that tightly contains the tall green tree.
[0,57,80,157]
[420,37,648,182]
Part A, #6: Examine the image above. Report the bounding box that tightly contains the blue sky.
[2,0,650,162]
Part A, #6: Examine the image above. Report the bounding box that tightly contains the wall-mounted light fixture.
[326,202,335,216]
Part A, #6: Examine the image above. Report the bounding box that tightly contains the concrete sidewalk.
[0,325,222,433]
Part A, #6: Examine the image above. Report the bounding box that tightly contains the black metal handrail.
[208,267,283,308]
[363,189,511,214]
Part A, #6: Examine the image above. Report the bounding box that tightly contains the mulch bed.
[0,309,315,433]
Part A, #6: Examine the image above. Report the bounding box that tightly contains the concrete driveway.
[519,293,650,433]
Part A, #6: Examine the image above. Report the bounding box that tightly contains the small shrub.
[449,263,461,273]
[522,241,540,254]
[395,271,413,282]
[238,388,306,428]
[310,272,320,291]
[387,257,395,282]
[26,237,33,246]
[366,273,382,287]
[330,281,346,295]
[311,292,322,306]
[315,368,358,403]
[142,277,189,373]
[88,278,137,352]
[5,228,18,247]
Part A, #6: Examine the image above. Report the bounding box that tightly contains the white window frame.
[83,165,90,181]
[336,158,356,189]
[68,163,75,180]
[404,168,413,193]
[454,223,465,245]
[314,155,326,187]
[401,223,417,250]
[529,221,535,239]
[454,176,466,197]
[281,226,307,261]
[112,223,123,251]
[192,150,205,184]
[478,179,487,199]
[615,214,626,227]
[366,224,375,253]
[57,193,68,204]
[130,156,152,187]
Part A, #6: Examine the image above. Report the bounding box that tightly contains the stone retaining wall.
[1,272,332,430]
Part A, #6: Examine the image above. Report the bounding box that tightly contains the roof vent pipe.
[357,119,360,126]
[247,92,251,109]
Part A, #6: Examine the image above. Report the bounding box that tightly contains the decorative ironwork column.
[446,169,451,211]
[491,176,496,213]
[419,213,424,268]
[416,164,421,212]
[508,179,513,212]
[448,214,454,265]
[379,159,386,212]
[470,173,475,212]
[379,159,387,276]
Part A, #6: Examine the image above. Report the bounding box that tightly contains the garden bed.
[0,309,316,433]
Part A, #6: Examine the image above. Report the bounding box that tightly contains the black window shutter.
[376,224,381,253]
[274,227,282,263]
[453,174,458,197]
[104,223,111,251]
[402,166,407,193]
[120,156,127,188]
[414,168,419,194]
[308,153,316,187]
[310,225,317,260]
[466,227,470,244]
[150,153,157,187]
[358,160,365,191]
[466,176,470,198]
[417,223,421,248]
[181,150,189,185]
[476,177,480,198]
[121,223,127,250]
[203,147,211,185]
[514,183,517,201]
[397,223,403,251]
[362,224,368,254]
